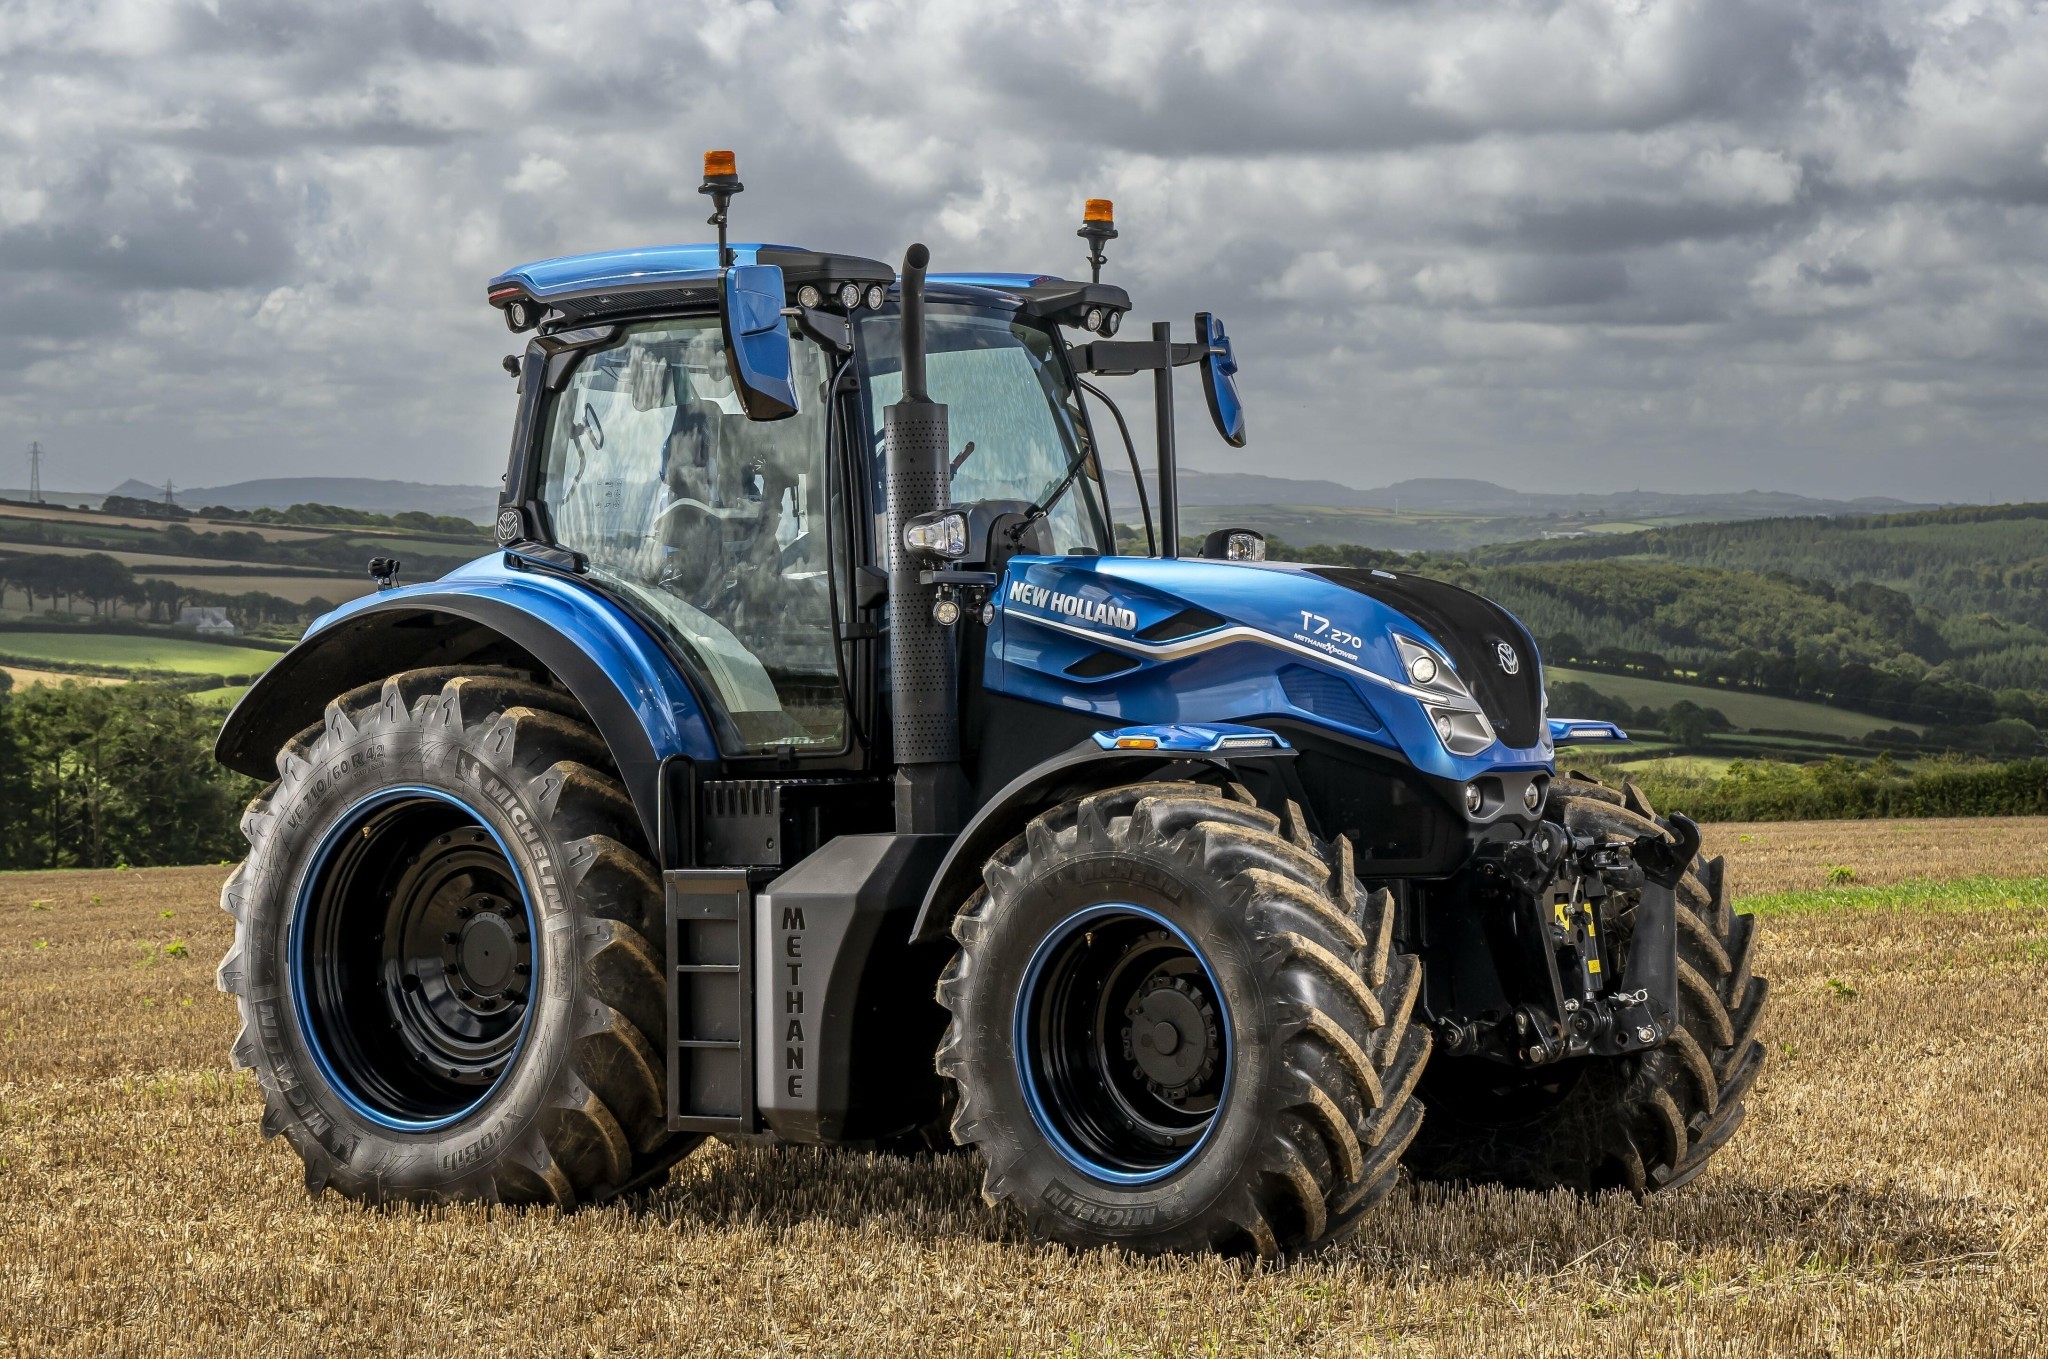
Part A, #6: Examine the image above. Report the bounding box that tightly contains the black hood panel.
[1308,567,1544,748]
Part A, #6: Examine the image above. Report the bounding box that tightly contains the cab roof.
[485,243,1128,327]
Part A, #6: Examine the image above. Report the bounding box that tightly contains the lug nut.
[444,931,461,945]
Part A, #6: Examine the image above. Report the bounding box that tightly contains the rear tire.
[216,667,701,1206]
[1403,773,1766,1194]
[937,781,1429,1255]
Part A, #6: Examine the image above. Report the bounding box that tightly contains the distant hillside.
[108,478,499,524]
[1466,502,2048,643]
[1105,468,1928,516]
[1100,470,1934,551]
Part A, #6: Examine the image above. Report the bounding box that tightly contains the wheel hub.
[1124,974,1218,1098]
[457,908,518,994]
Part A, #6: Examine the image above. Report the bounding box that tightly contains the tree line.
[0,551,334,628]
[0,678,258,868]
[102,494,485,538]
[1574,751,2048,823]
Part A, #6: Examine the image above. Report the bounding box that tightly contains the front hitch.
[1448,813,1697,1066]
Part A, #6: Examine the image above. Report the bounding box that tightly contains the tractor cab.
[493,257,1124,764]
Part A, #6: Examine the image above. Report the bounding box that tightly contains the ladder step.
[676,1039,742,1050]
[675,963,740,974]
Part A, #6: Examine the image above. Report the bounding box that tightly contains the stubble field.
[2,818,2046,1356]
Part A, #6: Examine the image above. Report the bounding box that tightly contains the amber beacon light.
[1078,197,1118,282]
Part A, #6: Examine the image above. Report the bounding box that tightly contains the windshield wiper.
[1016,444,1095,536]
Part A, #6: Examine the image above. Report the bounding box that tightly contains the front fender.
[907,729,1295,945]
[217,555,721,856]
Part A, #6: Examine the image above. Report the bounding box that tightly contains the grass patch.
[1740,873,2048,917]
[0,632,283,676]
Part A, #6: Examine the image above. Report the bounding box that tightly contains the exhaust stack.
[884,244,968,832]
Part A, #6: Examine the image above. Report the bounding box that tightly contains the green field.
[1548,665,1916,739]
[0,632,284,677]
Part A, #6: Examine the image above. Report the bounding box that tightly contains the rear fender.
[907,726,1295,945]
[216,556,721,857]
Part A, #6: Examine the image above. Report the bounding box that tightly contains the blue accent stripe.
[288,785,539,1133]
[1012,902,1234,1186]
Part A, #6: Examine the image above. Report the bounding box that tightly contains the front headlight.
[1393,635,1474,700]
[1428,705,1497,756]
[903,510,970,559]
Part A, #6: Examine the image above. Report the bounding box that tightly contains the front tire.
[216,667,700,1206]
[937,781,1429,1255]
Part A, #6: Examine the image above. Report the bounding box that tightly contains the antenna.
[26,441,41,504]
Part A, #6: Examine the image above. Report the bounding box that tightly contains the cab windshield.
[857,307,1112,555]
[535,317,845,755]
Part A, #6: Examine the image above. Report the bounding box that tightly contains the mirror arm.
[783,305,853,354]
[1070,338,1218,375]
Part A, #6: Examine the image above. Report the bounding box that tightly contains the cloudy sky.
[4,0,2048,502]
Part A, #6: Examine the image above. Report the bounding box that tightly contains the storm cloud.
[2,0,2045,502]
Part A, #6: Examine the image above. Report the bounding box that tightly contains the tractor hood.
[985,555,1549,783]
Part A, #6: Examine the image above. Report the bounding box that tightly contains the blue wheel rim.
[289,785,539,1133]
[1013,902,1234,1186]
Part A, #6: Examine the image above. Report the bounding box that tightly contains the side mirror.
[720,263,798,420]
[1195,311,1245,448]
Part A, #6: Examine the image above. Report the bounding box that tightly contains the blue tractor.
[214,154,1764,1254]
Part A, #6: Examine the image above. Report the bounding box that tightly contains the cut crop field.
[1548,665,1920,739]
[0,665,123,689]
[0,541,263,570]
[3,819,2046,1356]
[0,631,283,676]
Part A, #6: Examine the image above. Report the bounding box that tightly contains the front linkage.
[1441,812,1704,1070]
